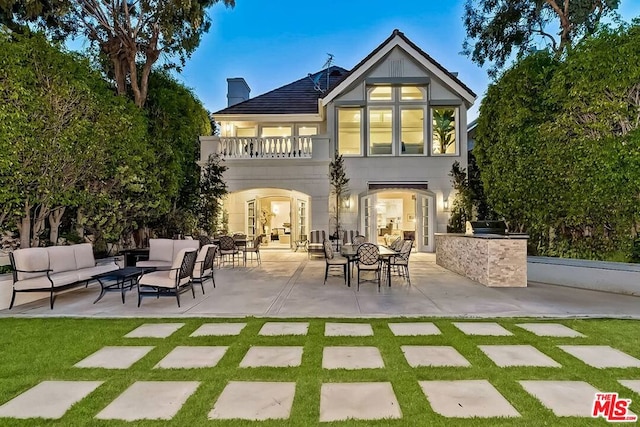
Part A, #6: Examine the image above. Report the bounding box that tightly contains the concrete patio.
[2,251,640,318]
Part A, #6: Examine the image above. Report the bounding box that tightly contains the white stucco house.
[199,29,476,252]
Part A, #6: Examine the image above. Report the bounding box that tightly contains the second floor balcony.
[200,135,331,163]
[220,136,313,159]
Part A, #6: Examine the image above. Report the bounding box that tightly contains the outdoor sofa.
[135,238,200,269]
[8,243,119,309]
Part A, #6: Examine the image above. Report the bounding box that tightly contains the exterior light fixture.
[443,198,449,210]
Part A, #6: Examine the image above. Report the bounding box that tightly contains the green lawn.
[0,317,639,426]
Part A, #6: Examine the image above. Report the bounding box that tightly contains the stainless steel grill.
[465,220,507,235]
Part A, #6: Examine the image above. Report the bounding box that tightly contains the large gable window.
[431,107,457,155]
[337,108,362,155]
[366,85,427,156]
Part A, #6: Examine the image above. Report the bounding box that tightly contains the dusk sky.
[178,0,640,122]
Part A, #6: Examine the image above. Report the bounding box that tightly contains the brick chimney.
[227,78,251,107]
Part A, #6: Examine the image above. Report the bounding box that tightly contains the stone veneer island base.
[435,234,528,287]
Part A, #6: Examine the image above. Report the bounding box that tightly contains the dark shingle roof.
[214,66,349,115]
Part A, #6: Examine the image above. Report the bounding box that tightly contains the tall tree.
[145,70,212,236]
[3,0,235,107]
[463,0,620,75]
[198,153,228,235]
[329,151,349,239]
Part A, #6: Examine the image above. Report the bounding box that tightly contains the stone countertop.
[435,233,529,240]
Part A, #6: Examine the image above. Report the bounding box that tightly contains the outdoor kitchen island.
[435,227,529,287]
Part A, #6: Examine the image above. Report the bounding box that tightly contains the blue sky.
[178,0,640,122]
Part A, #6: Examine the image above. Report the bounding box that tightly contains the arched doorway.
[225,188,311,249]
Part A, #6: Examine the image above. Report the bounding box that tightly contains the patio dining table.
[340,244,398,287]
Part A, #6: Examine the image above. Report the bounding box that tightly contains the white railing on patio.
[219,136,313,159]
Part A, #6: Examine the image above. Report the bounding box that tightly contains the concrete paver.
[154,346,228,369]
[401,346,471,367]
[258,322,309,336]
[453,322,513,336]
[479,345,561,367]
[322,346,385,370]
[388,322,441,336]
[325,322,373,336]
[95,381,199,420]
[558,345,640,368]
[419,380,520,418]
[319,382,402,422]
[125,323,184,338]
[619,380,640,394]
[519,380,601,417]
[516,323,585,337]
[0,381,102,419]
[209,381,295,420]
[74,346,154,369]
[190,323,246,336]
[239,346,303,368]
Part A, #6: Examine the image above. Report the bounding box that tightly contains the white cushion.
[12,248,50,280]
[13,275,54,291]
[149,239,174,262]
[139,271,175,288]
[49,271,81,286]
[139,271,190,288]
[172,240,199,261]
[74,243,96,269]
[47,246,77,273]
[135,260,172,268]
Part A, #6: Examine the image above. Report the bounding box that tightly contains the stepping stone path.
[96,381,199,421]
[401,345,470,367]
[388,322,441,336]
[516,323,585,337]
[0,381,102,419]
[3,320,639,423]
[190,323,246,336]
[479,345,561,367]
[453,322,513,336]
[322,346,385,369]
[240,346,304,368]
[259,321,309,335]
[558,345,640,368]
[74,346,154,369]
[325,322,373,336]
[125,323,184,338]
[154,346,228,369]
[420,380,520,418]
[519,380,602,417]
[210,381,296,420]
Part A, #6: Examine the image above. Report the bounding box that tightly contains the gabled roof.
[214,66,349,115]
[321,29,476,106]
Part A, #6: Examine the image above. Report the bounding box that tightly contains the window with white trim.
[367,85,427,156]
[431,107,458,155]
[337,108,362,155]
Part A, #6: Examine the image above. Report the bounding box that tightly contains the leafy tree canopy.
[2,0,235,107]
[463,0,620,76]
[475,23,640,260]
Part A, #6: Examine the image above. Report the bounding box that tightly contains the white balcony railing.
[218,136,313,159]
